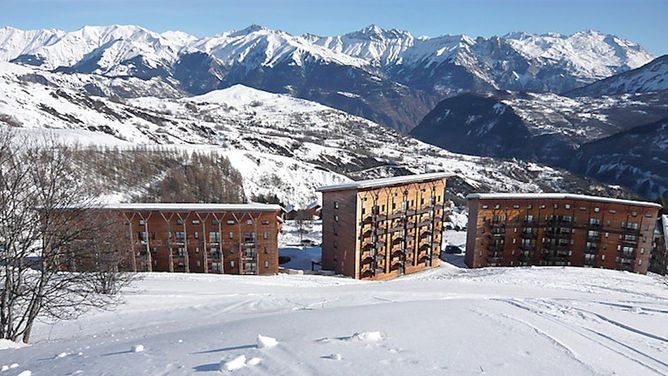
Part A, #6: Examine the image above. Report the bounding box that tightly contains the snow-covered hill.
[568,55,668,97]
[2,265,667,375]
[0,62,626,207]
[0,24,654,131]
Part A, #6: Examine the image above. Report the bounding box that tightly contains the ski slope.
[1,262,666,375]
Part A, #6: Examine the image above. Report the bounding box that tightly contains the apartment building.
[650,215,668,275]
[465,193,661,274]
[317,172,448,280]
[72,203,283,275]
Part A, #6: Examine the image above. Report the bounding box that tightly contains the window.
[565,204,571,209]
[176,219,184,225]
[138,232,147,242]
[212,219,220,225]
[494,204,500,209]
[334,215,339,222]
[527,204,532,209]
[261,220,270,225]
[175,232,186,241]
[229,231,234,239]
[247,219,253,225]
[264,247,268,254]
[210,232,220,243]
[334,201,339,209]
[192,219,200,224]
[226,219,235,225]
[482,205,489,209]
[594,207,600,213]
[264,261,269,268]
[139,219,145,225]
[230,261,235,268]
[263,231,269,239]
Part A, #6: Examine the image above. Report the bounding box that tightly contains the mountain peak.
[237,24,268,34]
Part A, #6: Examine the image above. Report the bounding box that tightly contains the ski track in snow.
[0,266,665,375]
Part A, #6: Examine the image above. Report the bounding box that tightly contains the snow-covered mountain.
[410,90,668,199]
[567,55,668,97]
[0,62,627,207]
[0,24,654,131]
[571,118,668,201]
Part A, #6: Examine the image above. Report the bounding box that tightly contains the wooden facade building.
[74,203,283,275]
[317,173,448,280]
[465,193,661,274]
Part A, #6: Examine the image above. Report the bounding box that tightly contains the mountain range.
[410,54,668,201]
[0,61,625,207]
[0,24,666,204]
[0,24,655,131]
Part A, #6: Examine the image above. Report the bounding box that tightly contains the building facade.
[465,194,661,274]
[73,203,283,275]
[650,215,668,275]
[318,173,448,280]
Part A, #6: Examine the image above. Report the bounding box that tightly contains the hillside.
[0,25,654,131]
[2,265,667,375]
[0,62,629,207]
[567,55,668,97]
[410,90,668,199]
[571,118,668,201]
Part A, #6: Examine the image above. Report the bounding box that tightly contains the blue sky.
[2,0,666,54]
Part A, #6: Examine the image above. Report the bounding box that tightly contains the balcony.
[242,253,256,261]
[391,248,405,257]
[584,246,598,254]
[519,244,535,252]
[361,252,375,264]
[487,243,504,252]
[544,231,571,240]
[417,220,432,228]
[521,231,537,239]
[622,238,638,245]
[618,257,634,265]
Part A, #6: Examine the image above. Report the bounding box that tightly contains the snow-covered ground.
[3,256,667,375]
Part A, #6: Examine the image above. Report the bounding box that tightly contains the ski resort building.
[465,194,661,274]
[650,215,668,275]
[71,203,283,275]
[317,173,449,280]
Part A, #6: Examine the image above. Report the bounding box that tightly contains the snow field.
[0,264,665,375]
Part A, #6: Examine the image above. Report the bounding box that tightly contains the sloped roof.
[466,193,662,209]
[317,172,449,192]
[97,203,283,212]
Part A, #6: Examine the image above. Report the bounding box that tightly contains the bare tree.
[294,209,313,244]
[0,128,129,343]
[71,213,141,295]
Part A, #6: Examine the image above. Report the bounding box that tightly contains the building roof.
[95,203,283,212]
[466,193,662,209]
[316,172,449,192]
